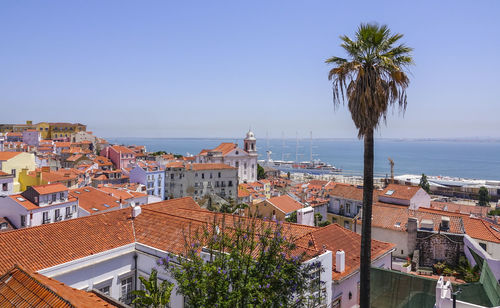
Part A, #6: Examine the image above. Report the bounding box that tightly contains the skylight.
[74,191,81,194]
[91,208,99,211]
[84,189,90,192]
[394,222,401,227]
[103,204,110,208]
[385,190,395,196]
[16,197,25,202]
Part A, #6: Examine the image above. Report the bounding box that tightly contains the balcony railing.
[42,218,51,224]
[54,216,62,222]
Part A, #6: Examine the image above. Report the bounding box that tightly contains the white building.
[22,129,41,147]
[164,162,238,200]
[0,183,78,228]
[196,131,258,183]
[129,160,165,199]
[0,197,395,307]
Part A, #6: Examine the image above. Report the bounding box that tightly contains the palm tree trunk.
[360,129,374,308]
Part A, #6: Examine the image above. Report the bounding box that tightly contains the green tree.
[160,215,324,307]
[419,173,431,193]
[326,23,413,307]
[285,211,297,223]
[132,268,174,308]
[478,186,490,206]
[257,164,266,180]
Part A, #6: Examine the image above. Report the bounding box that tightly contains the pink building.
[22,130,41,147]
[103,145,136,169]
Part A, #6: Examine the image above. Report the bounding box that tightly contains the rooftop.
[0,265,118,307]
[266,195,304,214]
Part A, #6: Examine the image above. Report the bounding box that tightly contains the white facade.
[22,130,41,147]
[164,165,238,200]
[0,193,78,229]
[196,131,258,183]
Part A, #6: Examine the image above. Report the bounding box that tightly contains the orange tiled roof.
[267,195,304,214]
[0,171,11,176]
[0,265,118,307]
[0,197,395,283]
[295,224,395,280]
[189,163,236,171]
[366,203,464,234]
[462,216,500,243]
[199,143,237,156]
[111,145,136,155]
[0,152,22,161]
[430,201,489,216]
[69,187,122,213]
[9,195,38,210]
[32,183,68,195]
[381,184,421,200]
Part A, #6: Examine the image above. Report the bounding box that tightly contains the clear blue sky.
[1,1,499,139]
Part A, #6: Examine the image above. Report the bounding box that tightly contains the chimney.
[440,216,450,232]
[407,217,418,255]
[132,205,141,218]
[336,250,345,273]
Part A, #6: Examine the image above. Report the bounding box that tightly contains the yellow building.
[35,122,50,139]
[18,167,79,191]
[0,121,86,140]
[0,152,36,192]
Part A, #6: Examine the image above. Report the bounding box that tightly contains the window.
[170,174,174,180]
[344,221,350,229]
[479,242,487,251]
[218,172,221,178]
[228,181,233,187]
[72,205,77,213]
[120,277,133,303]
[59,192,65,201]
[66,207,71,218]
[235,161,239,168]
[332,217,337,224]
[2,183,7,191]
[332,297,341,308]
[11,169,16,177]
[202,173,205,179]
[210,173,213,179]
[55,209,61,221]
[52,194,56,202]
[99,285,110,295]
[42,212,50,224]
[0,223,8,230]
[20,215,26,227]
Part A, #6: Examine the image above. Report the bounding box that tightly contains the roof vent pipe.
[336,250,345,273]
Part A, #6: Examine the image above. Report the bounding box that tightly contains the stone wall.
[416,231,464,267]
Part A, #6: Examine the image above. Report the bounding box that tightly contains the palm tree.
[132,268,174,308]
[326,23,413,307]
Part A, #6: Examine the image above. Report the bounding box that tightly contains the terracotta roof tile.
[0,152,22,161]
[381,184,421,200]
[267,195,304,214]
[0,265,118,307]
[31,183,68,195]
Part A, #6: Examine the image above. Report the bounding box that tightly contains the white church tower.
[244,130,257,155]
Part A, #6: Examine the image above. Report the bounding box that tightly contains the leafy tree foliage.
[132,268,174,308]
[419,173,431,193]
[257,164,266,180]
[159,215,325,307]
[285,211,297,223]
[478,186,490,206]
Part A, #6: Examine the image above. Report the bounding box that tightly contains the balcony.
[65,214,73,219]
[54,216,62,222]
[42,218,51,224]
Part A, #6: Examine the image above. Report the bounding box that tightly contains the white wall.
[331,252,392,308]
[357,226,408,258]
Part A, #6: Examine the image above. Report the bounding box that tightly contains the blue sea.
[107,138,500,181]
